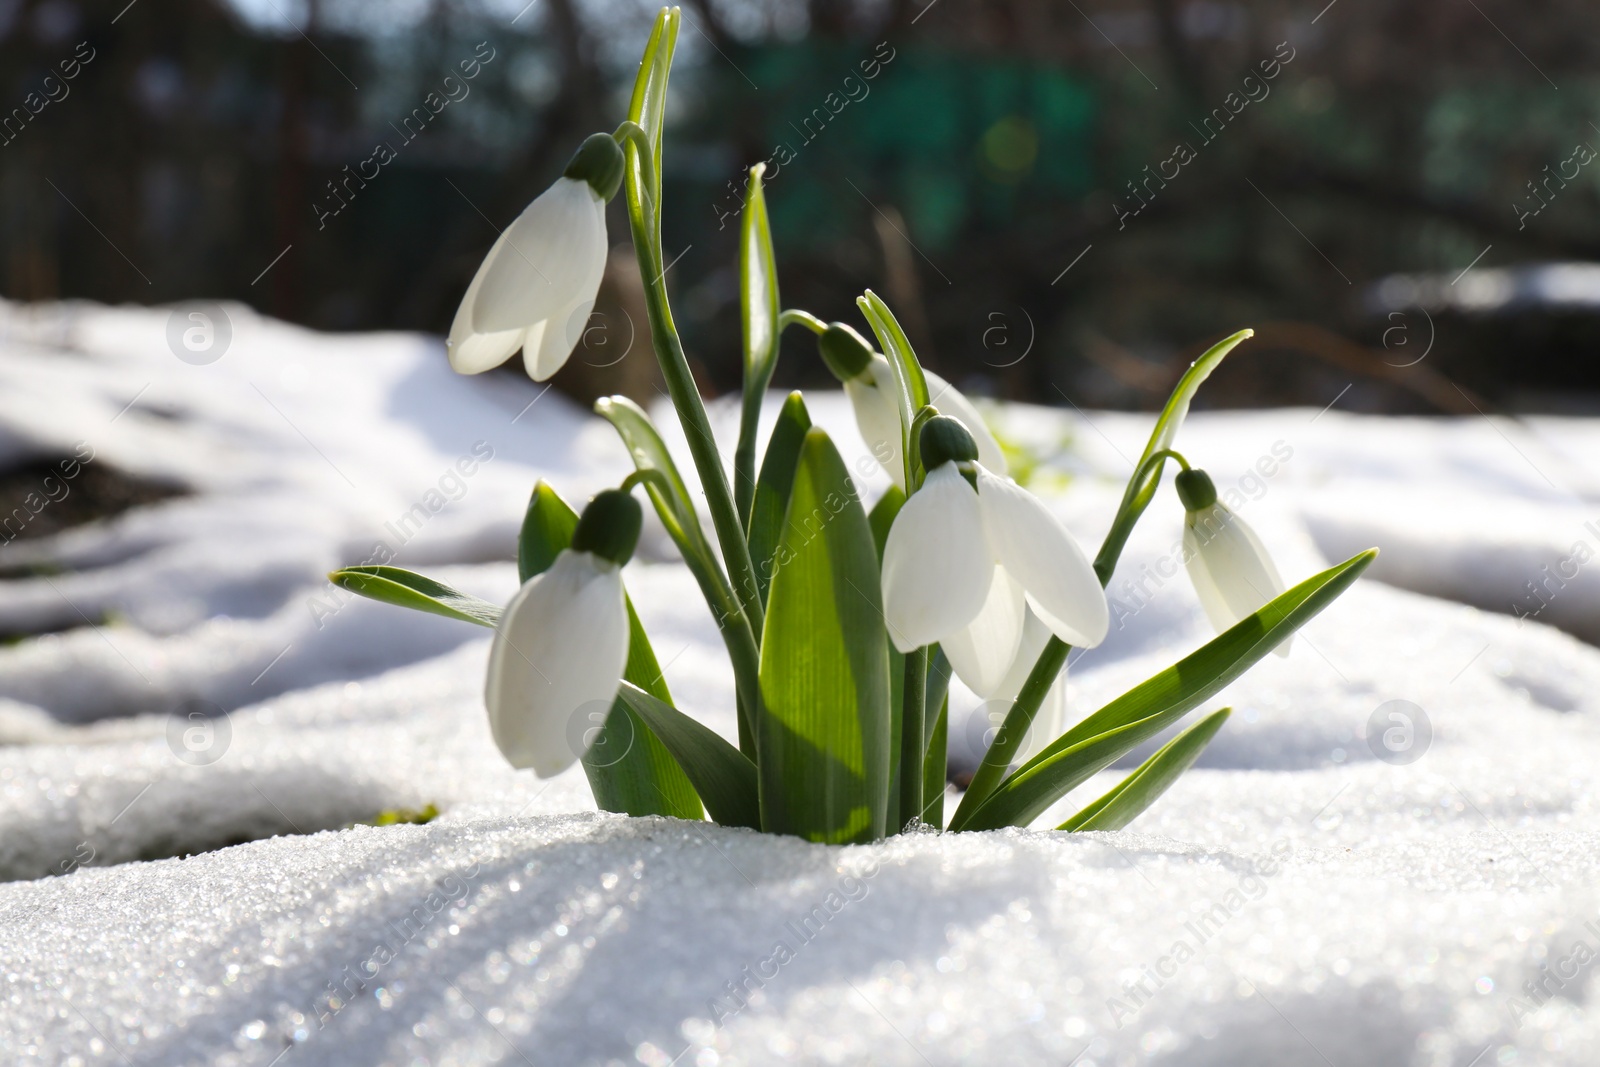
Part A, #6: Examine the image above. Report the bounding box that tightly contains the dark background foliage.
[5,0,1598,413]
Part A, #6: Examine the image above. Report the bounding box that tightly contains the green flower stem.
[899,645,927,830]
[948,639,1070,829]
[779,308,827,335]
[619,470,760,751]
[611,122,657,223]
[734,389,766,529]
[618,115,765,652]
[1092,450,1185,585]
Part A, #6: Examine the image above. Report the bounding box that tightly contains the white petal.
[448,326,526,375]
[1182,523,1237,635]
[845,356,906,490]
[925,369,1007,476]
[940,567,1025,697]
[522,294,597,381]
[472,178,607,336]
[1184,504,1293,656]
[484,550,629,777]
[447,222,525,374]
[976,468,1109,648]
[880,463,991,652]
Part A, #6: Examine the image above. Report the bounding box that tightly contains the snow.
[3,299,1599,1065]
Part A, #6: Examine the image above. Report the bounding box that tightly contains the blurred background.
[4,0,1599,413]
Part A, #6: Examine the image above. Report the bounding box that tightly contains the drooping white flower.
[448,133,623,382]
[1177,468,1292,657]
[484,489,640,776]
[880,416,1108,691]
[819,323,1006,490]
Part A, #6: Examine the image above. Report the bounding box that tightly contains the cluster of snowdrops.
[333,9,1374,845]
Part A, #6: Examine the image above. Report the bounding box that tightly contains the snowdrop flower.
[485,489,640,777]
[448,133,625,382]
[880,416,1108,692]
[1177,468,1292,657]
[818,323,1006,490]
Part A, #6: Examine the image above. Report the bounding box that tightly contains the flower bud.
[563,132,626,201]
[919,414,980,471]
[818,323,873,382]
[572,489,642,566]
[1175,468,1218,511]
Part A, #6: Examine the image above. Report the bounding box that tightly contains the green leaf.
[616,683,760,830]
[746,391,811,608]
[516,482,701,820]
[328,566,500,628]
[1095,329,1253,578]
[866,485,905,558]
[857,291,931,489]
[1148,329,1252,457]
[954,548,1375,831]
[922,693,949,829]
[519,482,579,583]
[921,646,953,827]
[734,164,782,527]
[867,485,908,826]
[1060,708,1230,832]
[626,6,678,202]
[758,428,891,843]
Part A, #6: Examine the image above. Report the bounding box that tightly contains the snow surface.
[2,299,1599,1065]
